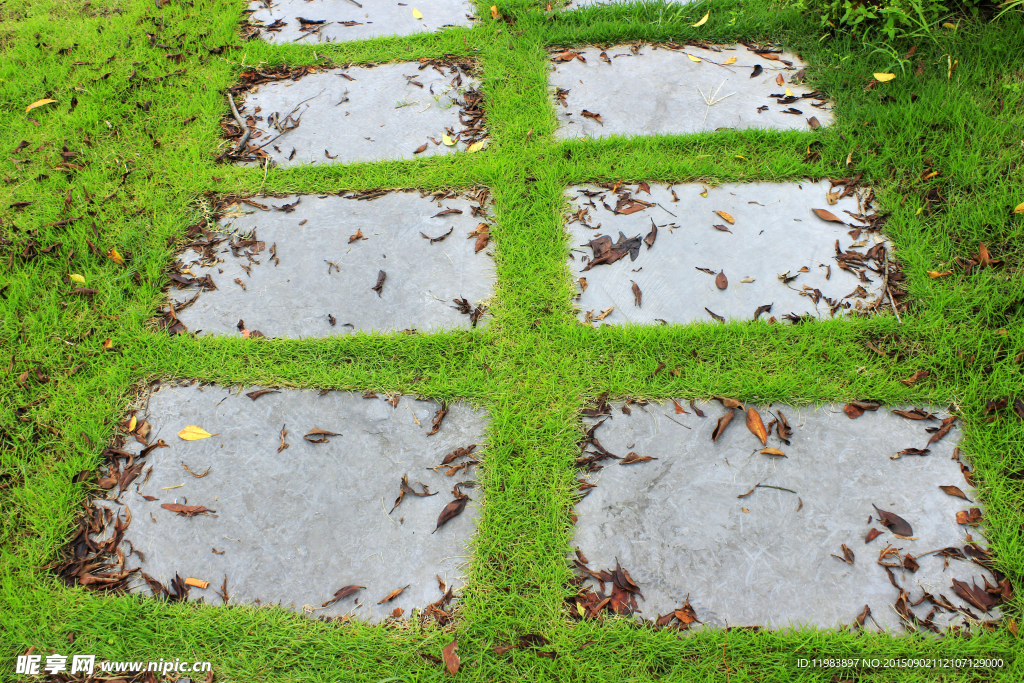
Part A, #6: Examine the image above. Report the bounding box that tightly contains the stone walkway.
[94,10,997,635]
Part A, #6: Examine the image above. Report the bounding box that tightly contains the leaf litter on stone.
[377,585,410,604]
[304,428,340,443]
[246,389,279,401]
[322,584,363,607]
[433,484,470,533]
[178,425,216,440]
[939,485,970,500]
[620,452,657,465]
[390,474,438,513]
[631,281,642,307]
[711,409,735,441]
[865,528,882,543]
[715,271,728,289]
[672,399,687,414]
[371,270,386,296]
[873,505,913,536]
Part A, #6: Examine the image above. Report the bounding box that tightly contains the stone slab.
[240,64,481,166]
[99,384,485,623]
[567,180,886,326]
[576,402,996,630]
[248,0,475,44]
[550,45,831,139]
[170,191,493,338]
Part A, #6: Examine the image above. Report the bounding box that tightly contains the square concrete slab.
[95,384,486,623]
[567,180,889,326]
[575,401,1000,631]
[237,61,483,166]
[549,44,831,139]
[168,190,494,338]
[247,0,475,44]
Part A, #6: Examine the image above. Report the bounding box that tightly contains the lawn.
[1,0,1022,680]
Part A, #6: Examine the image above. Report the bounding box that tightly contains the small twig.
[662,413,691,429]
[756,484,797,495]
[344,0,363,6]
[226,93,251,154]
[883,249,901,323]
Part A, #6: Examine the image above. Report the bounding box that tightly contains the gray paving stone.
[98,384,485,623]
[575,401,997,631]
[239,63,482,166]
[567,180,888,326]
[248,0,475,44]
[169,191,493,338]
[550,45,831,139]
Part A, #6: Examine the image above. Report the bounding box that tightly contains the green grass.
[2,0,1023,679]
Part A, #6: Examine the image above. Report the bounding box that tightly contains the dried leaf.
[433,487,469,532]
[750,64,763,78]
[775,74,784,86]
[724,56,736,65]
[620,452,657,465]
[711,409,735,442]
[414,143,428,154]
[865,528,882,543]
[715,271,728,289]
[831,543,855,564]
[939,485,969,500]
[714,210,735,224]
[672,398,687,414]
[322,585,363,607]
[760,448,786,457]
[631,281,642,307]
[303,428,340,443]
[26,98,57,113]
[107,248,125,265]
[178,425,215,441]
[746,408,767,445]
[578,277,588,293]
[956,508,982,525]
[807,116,820,130]
[899,370,929,386]
[371,270,386,296]
[687,53,701,62]
[691,10,709,27]
[705,307,724,323]
[348,229,364,243]
[161,503,216,517]
[873,505,913,536]
[69,273,85,284]
[873,72,896,82]
[926,416,956,446]
[442,638,460,675]
[246,389,279,401]
[812,208,844,223]
[490,4,499,19]
[377,585,409,604]
[467,140,485,153]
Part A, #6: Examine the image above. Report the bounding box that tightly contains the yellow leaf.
[69,273,85,284]
[687,54,701,63]
[699,188,708,198]
[412,7,423,19]
[467,140,485,153]
[723,56,736,65]
[873,72,896,82]
[691,10,709,27]
[915,207,924,215]
[178,425,216,441]
[714,210,735,224]
[106,247,125,265]
[1013,201,1024,214]
[760,448,786,456]
[734,154,745,159]
[942,22,956,29]
[785,88,794,97]
[102,338,113,350]
[442,133,455,146]
[928,270,952,278]
[490,4,499,19]
[26,98,56,113]
[128,415,137,433]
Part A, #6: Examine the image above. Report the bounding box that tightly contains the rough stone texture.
[567,180,887,326]
[170,191,493,338]
[239,64,480,166]
[550,45,831,139]
[99,384,485,623]
[576,402,996,631]
[248,0,475,44]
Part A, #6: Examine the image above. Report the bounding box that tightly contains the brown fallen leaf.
[631,281,642,307]
[807,116,820,130]
[690,400,705,417]
[956,508,982,525]
[891,408,936,420]
[322,584,363,607]
[390,474,438,513]
[776,74,784,86]
[644,221,657,249]
[413,143,428,154]
[304,428,340,443]
[182,462,211,478]
[926,416,956,446]
[715,271,728,290]
[812,208,844,223]
[578,277,588,294]
[371,270,386,296]
[760,448,786,457]
[873,505,913,536]
[705,307,724,323]
[277,425,289,453]
[581,110,603,125]
[831,543,855,564]
[161,503,217,517]
[433,485,470,533]
[939,485,970,501]
[713,224,732,233]
[674,597,701,624]
[714,210,735,224]
[899,370,929,386]
[469,223,490,252]
[620,452,657,465]
[377,585,410,604]
[865,528,882,543]
[952,578,997,612]
[442,638,460,675]
[746,407,767,445]
[843,401,880,419]
[246,389,279,401]
[712,409,735,442]
[672,399,687,414]
[427,403,447,436]
[348,229,365,243]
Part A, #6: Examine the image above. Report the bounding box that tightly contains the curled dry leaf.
[377,585,409,604]
[304,428,340,443]
[760,448,786,457]
[812,208,844,223]
[672,398,687,414]
[745,408,767,445]
[620,452,657,465]
[711,409,735,442]
[718,397,743,409]
[865,528,882,543]
[178,425,215,441]
[348,229,364,243]
[322,585,363,607]
[442,638,460,675]
[956,508,982,525]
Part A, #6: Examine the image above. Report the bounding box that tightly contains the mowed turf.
[1,0,1023,680]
